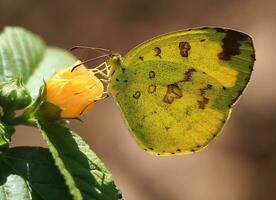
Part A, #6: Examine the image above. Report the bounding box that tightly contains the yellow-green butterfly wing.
[107,27,255,156]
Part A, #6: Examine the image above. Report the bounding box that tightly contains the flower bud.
[0,122,15,151]
[46,61,104,118]
[0,78,31,111]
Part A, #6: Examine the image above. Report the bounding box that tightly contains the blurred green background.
[1,0,275,199]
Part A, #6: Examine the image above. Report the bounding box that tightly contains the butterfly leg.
[93,62,106,70]
[93,92,109,102]
[94,62,110,72]
[100,79,108,83]
[91,62,111,78]
[92,62,111,77]
[91,68,109,78]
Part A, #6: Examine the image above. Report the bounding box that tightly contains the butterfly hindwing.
[108,27,255,155]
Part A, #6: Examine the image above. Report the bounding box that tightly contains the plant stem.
[4,114,35,127]
[1,109,15,123]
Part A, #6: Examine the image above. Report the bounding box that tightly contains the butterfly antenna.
[70,46,113,55]
[71,54,110,72]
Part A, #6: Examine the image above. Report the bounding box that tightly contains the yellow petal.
[46,61,104,118]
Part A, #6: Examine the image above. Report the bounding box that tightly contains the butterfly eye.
[107,54,122,69]
[111,54,120,63]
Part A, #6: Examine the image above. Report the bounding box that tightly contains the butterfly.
[73,27,255,156]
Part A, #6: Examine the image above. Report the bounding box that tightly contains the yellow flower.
[46,61,104,118]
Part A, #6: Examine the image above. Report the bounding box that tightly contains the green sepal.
[21,84,64,126]
[0,78,31,113]
[36,101,63,122]
[0,122,15,151]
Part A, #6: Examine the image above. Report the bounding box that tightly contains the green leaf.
[0,27,76,98]
[37,122,122,200]
[0,174,33,200]
[0,27,45,83]
[0,147,73,200]
[26,48,76,98]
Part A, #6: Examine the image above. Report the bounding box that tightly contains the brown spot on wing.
[139,56,144,61]
[163,84,183,104]
[183,68,196,82]
[197,97,209,109]
[133,91,141,99]
[200,84,212,96]
[179,42,191,57]
[251,52,256,61]
[148,84,156,93]
[218,30,250,61]
[154,47,162,58]
[197,84,212,109]
[149,71,156,78]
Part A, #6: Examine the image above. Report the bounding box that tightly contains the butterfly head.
[107,53,123,75]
